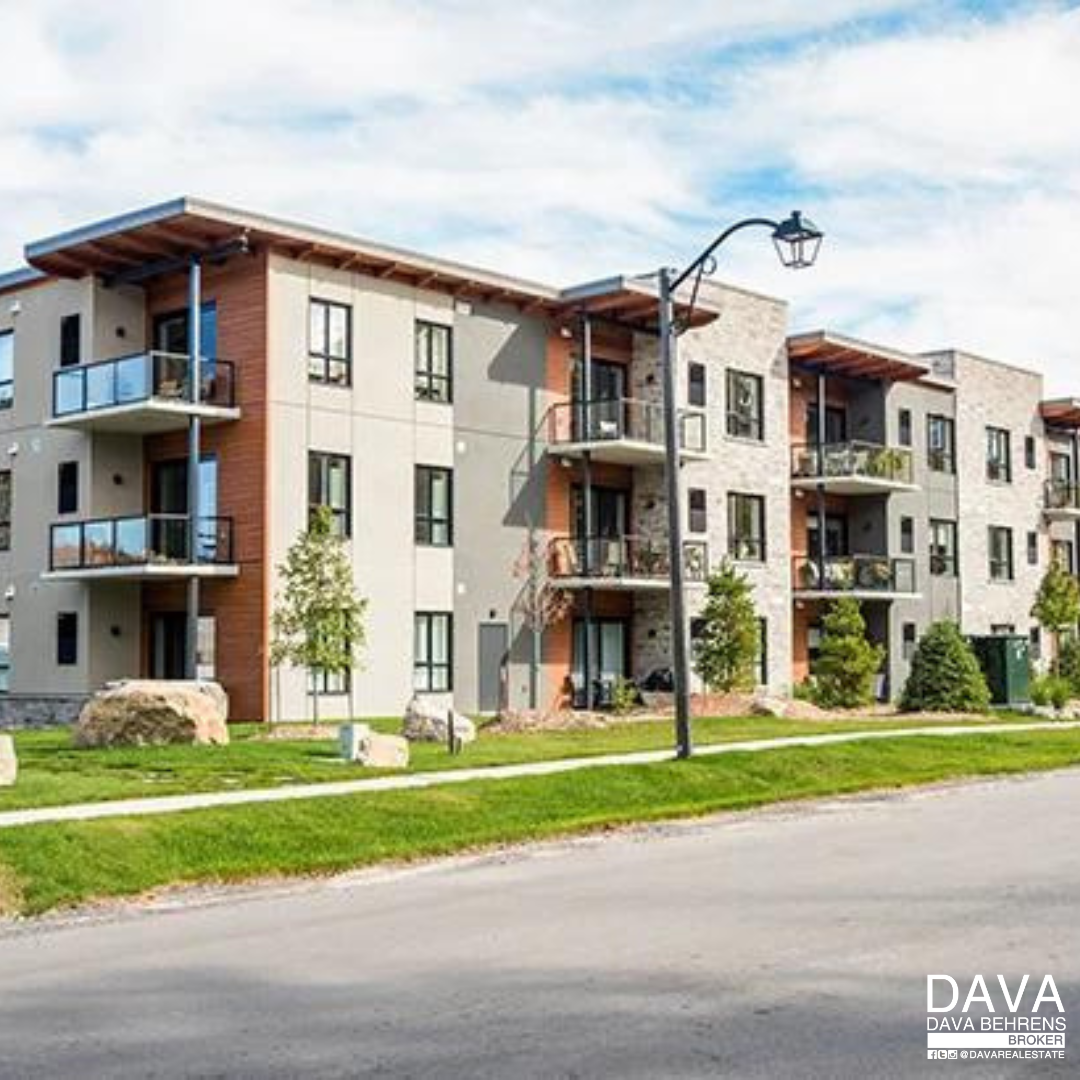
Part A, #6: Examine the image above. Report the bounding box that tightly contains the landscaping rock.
[750,692,790,718]
[74,680,230,748]
[339,722,372,761]
[0,734,16,786]
[340,724,409,768]
[403,696,477,744]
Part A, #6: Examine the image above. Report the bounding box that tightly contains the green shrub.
[611,677,638,716]
[813,597,884,709]
[1030,674,1070,710]
[1057,636,1080,695]
[792,678,817,702]
[692,560,759,692]
[900,621,990,712]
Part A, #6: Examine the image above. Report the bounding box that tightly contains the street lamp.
[659,211,823,760]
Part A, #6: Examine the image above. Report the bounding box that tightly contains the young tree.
[512,531,572,709]
[270,506,368,723]
[1031,561,1080,672]
[900,621,990,712]
[692,559,759,692]
[813,597,884,709]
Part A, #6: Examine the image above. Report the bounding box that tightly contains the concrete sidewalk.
[1,720,1076,830]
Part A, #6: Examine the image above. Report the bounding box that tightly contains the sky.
[3,0,1080,389]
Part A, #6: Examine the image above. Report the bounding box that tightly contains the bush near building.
[900,621,991,713]
[1057,636,1080,696]
[1031,562,1080,674]
[692,560,760,693]
[813,597,884,709]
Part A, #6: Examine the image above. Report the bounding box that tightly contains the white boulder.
[74,680,229,748]
[0,734,16,786]
[340,723,409,769]
[402,696,476,744]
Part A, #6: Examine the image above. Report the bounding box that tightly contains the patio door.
[572,359,626,439]
[151,613,187,680]
[572,618,628,708]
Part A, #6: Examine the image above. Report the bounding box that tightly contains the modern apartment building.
[0,198,1076,723]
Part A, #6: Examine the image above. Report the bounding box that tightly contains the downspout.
[185,256,202,681]
[581,314,594,709]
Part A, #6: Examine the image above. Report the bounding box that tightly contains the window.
[308,452,351,537]
[0,614,9,692]
[0,470,9,552]
[1052,538,1075,573]
[902,622,917,661]
[898,408,912,447]
[725,370,763,440]
[196,615,216,681]
[1050,451,1072,485]
[0,330,12,409]
[927,414,955,473]
[688,488,707,534]
[988,526,1014,582]
[929,519,957,576]
[60,314,81,368]
[308,299,351,385]
[1025,435,1037,469]
[986,426,1011,483]
[415,321,452,403]
[1027,531,1039,566]
[415,466,453,546]
[900,516,914,555]
[688,362,706,408]
[414,612,453,692]
[1029,626,1042,661]
[311,668,350,694]
[756,618,768,686]
[991,623,1015,636]
[728,493,765,561]
[57,612,77,666]
[807,404,847,445]
[57,461,78,515]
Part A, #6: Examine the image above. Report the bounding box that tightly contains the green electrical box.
[969,635,1031,706]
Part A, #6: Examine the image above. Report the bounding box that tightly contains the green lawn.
[0,712,1039,813]
[1,728,1078,917]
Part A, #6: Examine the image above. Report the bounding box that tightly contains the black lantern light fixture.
[771,210,824,270]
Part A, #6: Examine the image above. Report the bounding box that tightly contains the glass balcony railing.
[1044,479,1080,512]
[53,351,236,418]
[791,440,914,485]
[547,398,707,455]
[49,514,235,572]
[792,554,916,594]
[548,535,708,583]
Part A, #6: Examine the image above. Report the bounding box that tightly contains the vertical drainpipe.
[815,370,828,584]
[581,314,594,709]
[185,256,202,681]
[1072,429,1080,576]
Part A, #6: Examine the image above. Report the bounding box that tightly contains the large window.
[725,370,763,441]
[986,426,1012,483]
[0,470,10,552]
[415,466,453,546]
[927,414,955,473]
[0,615,9,692]
[414,612,452,692]
[0,330,12,410]
[988,526,1014,582]
[1052,538,1075,573]
[308,299,351,386]
[929,519,957,576]
[728,493,765,562]
[311,667,350,695]
[57,612,78,666]
[415,321,452,403]
[308,452,352,537]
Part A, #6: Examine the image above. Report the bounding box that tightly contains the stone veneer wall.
[0,694,87,729]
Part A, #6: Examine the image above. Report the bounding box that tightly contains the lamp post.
[660,211,823,759]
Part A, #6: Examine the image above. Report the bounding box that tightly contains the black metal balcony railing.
[547,398,707,455]
[53,351,236,418]
[49,514,235,572]
[1044,479,1080,512]
[792,554,917,594]
[791,440,914,485]
[548,535,708,583]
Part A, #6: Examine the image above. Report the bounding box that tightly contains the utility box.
[969,635,1030,706]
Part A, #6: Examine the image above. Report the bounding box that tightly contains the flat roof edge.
[0,266,49,295]
[25,198,190,260]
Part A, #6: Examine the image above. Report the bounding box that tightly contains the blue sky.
[3,1,1080,388]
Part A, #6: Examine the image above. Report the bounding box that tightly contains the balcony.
[1044,480,1080,520]
[50,352,239,434]
[548,535,708,591]
[44,514,238,581]
[791,441,916,495]
[546,398,708,466]
[792,554,918,600]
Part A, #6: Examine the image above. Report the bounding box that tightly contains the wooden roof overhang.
[788,330,931,383]
[1040,399,1080,430]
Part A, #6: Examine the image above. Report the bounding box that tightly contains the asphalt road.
[1,771,1077,1079]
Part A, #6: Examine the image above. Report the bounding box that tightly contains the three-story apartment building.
[0,197,1075,723]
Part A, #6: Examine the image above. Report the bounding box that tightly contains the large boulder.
[74,680,229,748]
[0,734,16,786]
[402,696,477,744]
[340,723,409,769]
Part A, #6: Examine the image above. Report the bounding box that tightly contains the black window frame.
[1052,538,1075,573]
[988,526,1014,582]
[688,488,707,534]
[688,362,707,408]
[756,617,768,686]
[1027,530,1039,566]
[898,408,912,447]
[727,492,766,562]
[308,451,352,538]
[927,414,955,473]
[57,611,78,666]
[414,320,453,404]
[60,314,81,368]
[902,622,917,661]
[415,465,454,547]
[1024,435,1037,470]
[414,611,453,692]
[986,426,1012,483]
[308,298,352,387]
[0,329,12,411]
[929,518,957,577]
[725,369,764,441]
[0,470,9,552]
[57,461,78,516]
[900,516,915,555]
